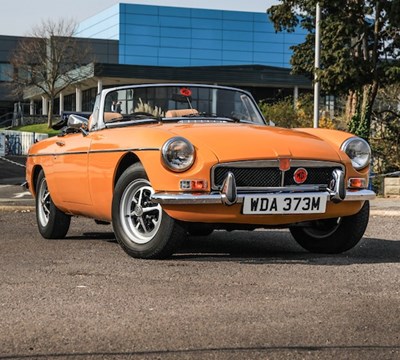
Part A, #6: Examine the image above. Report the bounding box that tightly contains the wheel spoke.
[42,192,50,202]
[119,178,163,245]
[138,216,148,232]
[142,205,159,213]
[39,189,51,220]
[128,210,136,217]
[137,188,144,206]
[43,205,50,216]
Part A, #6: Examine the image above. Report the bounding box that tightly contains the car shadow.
[175,230,400,265]
[65,229,400,265]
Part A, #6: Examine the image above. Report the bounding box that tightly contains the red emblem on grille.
[279,158,291,171]
[293,168,308,184]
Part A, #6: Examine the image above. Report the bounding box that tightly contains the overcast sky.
[0,0,278,37]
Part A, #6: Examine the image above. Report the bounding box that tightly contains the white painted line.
[13,191,32,198]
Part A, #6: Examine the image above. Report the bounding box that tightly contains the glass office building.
[1,3,311,119]
[77,3,306,68]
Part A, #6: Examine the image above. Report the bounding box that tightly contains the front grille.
[284,167,341,186]
[212,162,343,189]
[214,167,281,187]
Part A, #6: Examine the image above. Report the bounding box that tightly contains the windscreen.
[102,85,265,125]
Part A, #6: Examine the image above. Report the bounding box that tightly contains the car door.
[52,132,92,207]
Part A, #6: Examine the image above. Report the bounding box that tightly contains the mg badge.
[294,168,308,184]
[279,158,291,171]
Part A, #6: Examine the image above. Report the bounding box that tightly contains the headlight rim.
[341,137,371,171]
[161,136,195,173]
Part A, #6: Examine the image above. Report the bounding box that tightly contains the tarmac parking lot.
[1,202,400,359]
[1,154,400,359]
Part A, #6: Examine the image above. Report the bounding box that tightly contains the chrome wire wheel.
[112,163,185,259]
[119,179,162,245]
[37,177,51,227]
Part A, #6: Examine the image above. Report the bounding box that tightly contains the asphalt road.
[0,207,399,359]
[0,155,26,185]
[1,154,400,359]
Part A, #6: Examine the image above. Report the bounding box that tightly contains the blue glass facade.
[77,3,306,68]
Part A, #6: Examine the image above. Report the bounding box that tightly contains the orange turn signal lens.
[180,180,208,191]
[348,178,366,189]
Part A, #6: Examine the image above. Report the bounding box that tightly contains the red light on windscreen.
[180,88,192,97]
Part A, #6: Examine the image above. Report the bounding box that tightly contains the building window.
[82,88,97,112]
[0,63,13,82]
[64,94,76,111]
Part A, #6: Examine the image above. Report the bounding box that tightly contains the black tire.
[36,170,71,239]
[112,163,185,259]
[290,201,370,254]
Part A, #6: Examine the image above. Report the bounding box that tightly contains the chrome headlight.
[341,137,371,170]
[162,137,195,172]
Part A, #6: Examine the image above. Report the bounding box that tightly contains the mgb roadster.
[26,84,375,259]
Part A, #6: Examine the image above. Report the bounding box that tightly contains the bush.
[259,94,336,129]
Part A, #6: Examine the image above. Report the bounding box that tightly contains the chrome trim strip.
[27,147,159,157]
[344,189,376,201]
[151,192,228,205]
[28,152,87,157]
[90,148,159,153]
[280,171,285,187]
[212,160,344,168]
[224,185,326,192]
[151,189,376,205]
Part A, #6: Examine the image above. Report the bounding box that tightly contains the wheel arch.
[113,152,142,189]
[31,165,44,197]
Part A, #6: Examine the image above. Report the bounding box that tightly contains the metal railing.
[0,130,48,156]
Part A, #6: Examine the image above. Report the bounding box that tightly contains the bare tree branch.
[9,18,93,128]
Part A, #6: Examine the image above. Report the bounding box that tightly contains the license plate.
[242,193,328,214]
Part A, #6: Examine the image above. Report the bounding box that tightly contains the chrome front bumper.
[151,189,376,205]
[151,170,376,205]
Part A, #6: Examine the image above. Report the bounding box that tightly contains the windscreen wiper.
[181,112,242,122]
[105,113,161,128]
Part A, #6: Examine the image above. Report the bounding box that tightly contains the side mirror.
[67,114,89,129]
[67,114,89,136]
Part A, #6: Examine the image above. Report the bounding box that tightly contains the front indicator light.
[180,180,208,191]
[348,178,367,189]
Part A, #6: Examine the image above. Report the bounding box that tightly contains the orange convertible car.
[26,84,375,259]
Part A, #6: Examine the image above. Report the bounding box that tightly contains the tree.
[370,83,400,177]
[267,0,400,141]
[9,19,93,128]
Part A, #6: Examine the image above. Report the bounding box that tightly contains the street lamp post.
[313,2,321,128]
